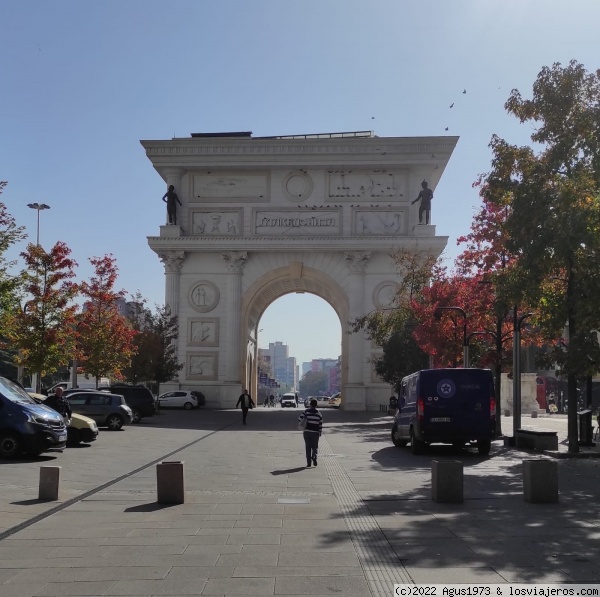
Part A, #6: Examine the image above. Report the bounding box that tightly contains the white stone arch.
[143,131,458,410]
[240,264,349,401]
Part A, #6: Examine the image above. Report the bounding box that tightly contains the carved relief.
[345,251,371,273]
[189,281,220,313]
[254,210,341,236]
[354,210,407,235]
[373,282,399,308]
[283,170,314,201]
[328,171,405,199]
[187,352,218,380]
[191,209,242,236]
[189,318,219,347]
[193,173,268,200]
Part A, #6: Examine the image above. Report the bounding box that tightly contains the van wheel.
[477,439,491,455]
[183,402,193,410]
[131,409,141,424]
[0,432,23,459]
[67,428,81,446]
[106,415,124,431]
[410,428,425,455]
[391,424,407,448]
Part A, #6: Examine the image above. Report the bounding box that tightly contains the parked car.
[66,391,133,430]
[158,390,204,410]
[29,392,99,446]
[280,393,297,408]
[329,392,341,409]
[101,384,156,424]
[305,396,332,409]
[0,376,67,458]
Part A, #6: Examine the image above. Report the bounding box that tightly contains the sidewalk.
[1,409,600,596]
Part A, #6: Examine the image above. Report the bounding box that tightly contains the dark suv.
[102,385,156,424]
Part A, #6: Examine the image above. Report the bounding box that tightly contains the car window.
[88,395,111,406]
[68,395,88,406]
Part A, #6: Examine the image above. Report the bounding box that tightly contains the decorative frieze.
[189,318,219,347]
[187,352,218,380]
[354,209,407,235]
[328,171,406,199]
[193,173,269,201]
[190,209,242,236]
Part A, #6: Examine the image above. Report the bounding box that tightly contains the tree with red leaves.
[6,242,78,392]
[77,255,136,386]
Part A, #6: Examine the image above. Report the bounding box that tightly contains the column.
[345,251,371,384]
[158,251,185,316]
[222,251,248,381]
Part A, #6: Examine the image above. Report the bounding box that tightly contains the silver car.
[66,391,133,430]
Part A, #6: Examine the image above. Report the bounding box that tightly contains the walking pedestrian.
[298,398,322,467]
[236,389,254,425]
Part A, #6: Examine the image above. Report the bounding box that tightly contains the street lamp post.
[435,307,468,367]
[27,203,50,245]
[512,307,532,441]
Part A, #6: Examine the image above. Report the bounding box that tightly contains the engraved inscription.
[255,210,340,236]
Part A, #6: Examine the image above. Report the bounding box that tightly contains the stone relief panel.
[187,352,218,380]
[373,281,399,309]
[354,209,407,235]
[188,318,219,347]
[328,170,406,199]
[191,209,241,236]
[193,173,269,201]
[254,209,341,236]
[282,170,314,201]
[188,281,220,313]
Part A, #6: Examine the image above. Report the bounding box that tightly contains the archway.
[241,264,348,404]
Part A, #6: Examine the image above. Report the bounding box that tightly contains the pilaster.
[158,251,185,316]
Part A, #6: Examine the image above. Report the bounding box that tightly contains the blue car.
[0,377,67,458]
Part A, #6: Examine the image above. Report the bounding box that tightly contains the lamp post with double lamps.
[434,307,469,367]
[27,203,50,246]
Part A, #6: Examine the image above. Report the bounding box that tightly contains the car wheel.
[183,401,193,410]
[106,414,124,431]
[131,409,141,424]
[0,432,22,458]
[391,424,407,448]
[410,428,425,455]
[477,439,491,456]
[67,428,81,446]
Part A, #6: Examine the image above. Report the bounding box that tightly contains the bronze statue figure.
[411,181,433,225]
[162,185,182,225]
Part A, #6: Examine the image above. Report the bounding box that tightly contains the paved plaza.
[1,408,600,596]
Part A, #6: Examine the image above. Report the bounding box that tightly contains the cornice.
[147,234,448,254]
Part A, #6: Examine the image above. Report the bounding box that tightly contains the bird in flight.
[450,103,454,108]
[445,127,449,131]
[462,89,466,94]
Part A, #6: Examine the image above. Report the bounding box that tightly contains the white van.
[280,393,297,408]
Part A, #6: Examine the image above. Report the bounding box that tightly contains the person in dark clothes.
[236,389,254,425]
[298,398,323,467]
[45,386,72,420]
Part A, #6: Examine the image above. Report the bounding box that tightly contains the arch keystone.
[289,261,303,279]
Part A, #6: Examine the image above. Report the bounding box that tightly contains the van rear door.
[419,369,494,440]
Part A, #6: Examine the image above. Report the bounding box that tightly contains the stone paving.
[1,408,600,596]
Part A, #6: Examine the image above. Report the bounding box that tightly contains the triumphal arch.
[141,131,457,410]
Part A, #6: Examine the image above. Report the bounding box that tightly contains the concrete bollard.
[39,466,61,501]
[431,460,463,503]
[523,459,558,503]
[157,461,185,504]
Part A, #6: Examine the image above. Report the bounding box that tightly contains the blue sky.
[2,0,599,367]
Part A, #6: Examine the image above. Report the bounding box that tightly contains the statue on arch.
[162,185,182,225]
[411,180,433,225]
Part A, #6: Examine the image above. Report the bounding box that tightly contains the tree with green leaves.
[122,292,183,391]
[6,242,79,392]
[78,255,136,386]
[299,370,328,397]
[480,60,600,452]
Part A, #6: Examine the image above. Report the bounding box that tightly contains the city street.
[1,407,600,596]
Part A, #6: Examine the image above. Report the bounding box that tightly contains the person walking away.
[298,398,323,467]
[236,389,254,425]
[45,386,72,421]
